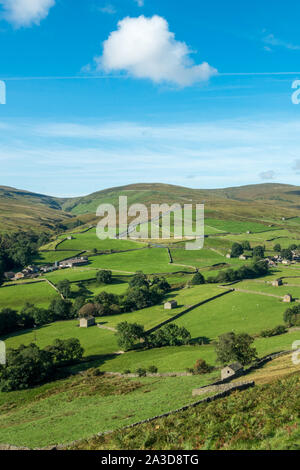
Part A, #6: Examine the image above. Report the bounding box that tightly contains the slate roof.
[227,362,243,372]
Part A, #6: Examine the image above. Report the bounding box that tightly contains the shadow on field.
[190,336,211,345]
[0,324,51,342]
[59,353,122,377]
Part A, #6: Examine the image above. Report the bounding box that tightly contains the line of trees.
[274,243,300,257]
[0,298,78,336]
[115,321,191,351]
[0,232,51,282]
[0,271,171,337]
[230,241,265,259]
[206,260,269,284]
[283,304,300,327]
[115,324,259,370]
[0,338,84,391]
[86,271,171,317]
[215,332,257,366]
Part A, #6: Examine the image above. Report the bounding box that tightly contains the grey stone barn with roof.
[79,316,96,328]
[221,362,244,381]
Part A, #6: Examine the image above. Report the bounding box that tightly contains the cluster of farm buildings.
[265,250,300,266]
[4,256,89,282]
[226,250,300,265]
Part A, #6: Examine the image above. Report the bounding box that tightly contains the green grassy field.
[94,284,223,332]
[174,291,287,339]
[0,281,60,310]
[235,280,300,299]
[170,247,244,269]
[33,251,82,265]
[222,229,300,249]
[202,237,233,255]
[70,278,130,299]
[0,372,218,448]
[2,319,119,357]
[204,218,274,233]
[285,217,300,226]
[44,268,100,283]
[1,277,297,375]
[0,284,222,354]
[96,330,300,374]
[57,228,146,251]
[69,374,299,450]
[88,247,188,274]
[282,277,300,286]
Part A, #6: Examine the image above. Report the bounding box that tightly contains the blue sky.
[0,0,300,196]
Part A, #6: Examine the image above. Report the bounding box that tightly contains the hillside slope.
[70,372,299,451]
[61,183,300,223]
[0,186,75,232]
[1,183,300,233]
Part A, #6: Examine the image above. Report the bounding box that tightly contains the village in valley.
[0,183,299,450]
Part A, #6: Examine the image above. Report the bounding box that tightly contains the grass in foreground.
[70,374,300,450]
[0,372,217,448]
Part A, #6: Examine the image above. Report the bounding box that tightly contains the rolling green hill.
[60,182,300,223]
[1,182,300,233]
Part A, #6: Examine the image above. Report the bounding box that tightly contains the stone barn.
[4,272,15,280]
[272,279,283,287]
[79,316,96,328]
[283,294,292,303]
[14,272,25,280]
[221,362,244,381]
[164,300,177,310]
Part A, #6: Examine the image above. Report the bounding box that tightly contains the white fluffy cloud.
[0,0,55,27]
[263,33,300,51]
[96,15,217,86]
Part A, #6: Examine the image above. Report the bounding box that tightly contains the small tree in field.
[241,240,251,251]
[231,243,243,258]
[96,270,112,285]
[116,322,145,351]
[215,332,257,366]
[253,245,265,259]
[193,359,214,375]
[283,305,300,327]
[191,271,205,285]
[281,249,293,261]
[57,279,71,299]
[129,271,149,289]
[44,338,84,365]
[78,303,97,318]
